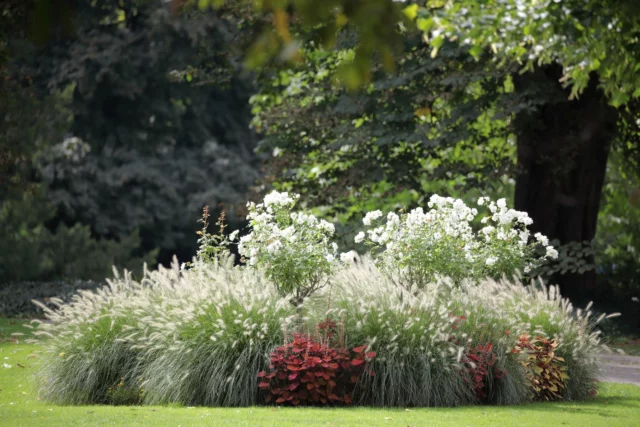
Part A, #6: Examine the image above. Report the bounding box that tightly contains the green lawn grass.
[1,319,640,426]
[0,318,33,341]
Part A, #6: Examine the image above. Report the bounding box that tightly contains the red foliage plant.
[463,342,507,401]
[257,331,375,406]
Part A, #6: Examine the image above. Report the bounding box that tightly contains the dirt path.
[598,354,640,386]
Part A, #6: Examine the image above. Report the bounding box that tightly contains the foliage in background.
[593,147,640,329]
[26,0,260,263]
[189,0,408,84]
[251,35,518,230]
[0,191,157,283]
[408,0,640,105]
[1,0,261,282]
[37,137,258,263]
[0,279,101,318]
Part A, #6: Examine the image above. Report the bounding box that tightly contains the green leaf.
[417,17,434,32]
[469,45,483,60]
[503,75,514,93]
[403,4,419,20]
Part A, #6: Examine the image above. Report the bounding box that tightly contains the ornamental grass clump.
[136,258,296,406]
[327,257,612,406]
[31,270,143,404]
[355,195,558,291]
[33,257,296,406]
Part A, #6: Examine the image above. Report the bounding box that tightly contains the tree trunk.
[513,66,618,300]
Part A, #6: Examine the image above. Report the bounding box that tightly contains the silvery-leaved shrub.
[355,195,558,290]
[238,191,339,305]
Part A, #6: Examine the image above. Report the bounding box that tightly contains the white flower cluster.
[339,250,359,264]
[238,191,338,296]
[356,194,557,289]
[263,191,297,210]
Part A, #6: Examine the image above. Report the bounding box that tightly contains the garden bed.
[25,193,615,408]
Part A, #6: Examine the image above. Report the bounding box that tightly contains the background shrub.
[0,192,157,284]
[0,279,101,318]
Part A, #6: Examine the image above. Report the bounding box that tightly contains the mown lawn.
[0,318,32,340]
[1,320,640,427]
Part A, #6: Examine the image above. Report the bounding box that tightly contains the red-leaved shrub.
[258,332,375,405]
[463,342,507,401]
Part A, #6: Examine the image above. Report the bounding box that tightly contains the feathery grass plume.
[137,257,296,406]
[34,268,144,404]
[34,257,295,406]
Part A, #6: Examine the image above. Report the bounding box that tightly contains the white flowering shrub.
[238,191,339,305]
[356,195,558,290]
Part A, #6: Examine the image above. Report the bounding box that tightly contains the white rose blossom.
[340,250,359,264]
[362,210,383,226]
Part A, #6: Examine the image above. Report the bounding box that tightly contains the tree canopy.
[405,0,640,106]
[244,0,640,302]
[1,0,262,273]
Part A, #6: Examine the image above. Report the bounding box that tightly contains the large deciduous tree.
[248,0,640,298]
[408,0,640,297]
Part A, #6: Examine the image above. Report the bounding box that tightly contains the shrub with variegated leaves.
[513,334,570,401]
